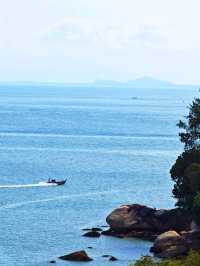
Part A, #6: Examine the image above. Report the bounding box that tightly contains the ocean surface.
[0,84,198,266]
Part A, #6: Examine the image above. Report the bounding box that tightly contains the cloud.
[41,16,167,50]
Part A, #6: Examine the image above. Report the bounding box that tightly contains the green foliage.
[178,98,200,150]
[133,256,156,266]
[170,149,200,209]
[170,98,200,223]
[130,250,200,266]
[193,192,200,224]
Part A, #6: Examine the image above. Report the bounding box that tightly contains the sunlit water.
[0,85,198,266]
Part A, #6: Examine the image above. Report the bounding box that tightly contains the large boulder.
[181,230,200,250]
[150,231,189,258]
[155,245,189,259]
[59,250,93,262]
[106,204,192,234]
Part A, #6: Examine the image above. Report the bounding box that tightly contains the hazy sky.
[0,0,200,84]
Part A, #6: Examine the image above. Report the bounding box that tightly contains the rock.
[181,230,200,250]
[152,231,182,252]
[109,256,118,261]
[101,229,114,236]
[91,227,102,231]
[191,221,200,232]
[100,225,109,228]
[102,255,118,261]
[59,250,93,262]
[82,227,102,232]
[83,231,101,237]
[150,231,189,258]
[106,204,156,232]
[106,204,192,235]
[126,230,158,241]
[156,245,189,259]
[101,229,124,238]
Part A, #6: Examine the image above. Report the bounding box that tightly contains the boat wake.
[0,189,133,210]
[0,182,57,189]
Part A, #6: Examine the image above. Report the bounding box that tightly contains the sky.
[0,0,200,84]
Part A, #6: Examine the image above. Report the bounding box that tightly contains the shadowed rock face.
[150,231,189,258]
[106,204,192,236]
[150,230,200,258]
[181,231,200,250]
[59,250,93,261]
[103,204,199,259]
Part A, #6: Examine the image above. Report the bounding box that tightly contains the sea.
[0,84,198,266]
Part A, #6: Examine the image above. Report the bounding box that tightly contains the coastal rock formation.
[105,204,192,240]
[181,230,200,250]
[59,250,93,261]
[150,230,200,258]
[150,231,189,258]
[103,204,200,259]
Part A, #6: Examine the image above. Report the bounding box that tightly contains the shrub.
[130,250,200,266]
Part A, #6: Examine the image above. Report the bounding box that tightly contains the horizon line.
[0,76,199,87]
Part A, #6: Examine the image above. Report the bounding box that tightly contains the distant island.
[0,76,199,89]
[95,76,175,88]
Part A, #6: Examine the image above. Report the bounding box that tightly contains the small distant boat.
[47,178,67,186]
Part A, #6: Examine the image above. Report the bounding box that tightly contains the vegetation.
[129,98,200,265]
[130,250,200,266]
[177,98,200,150]
[193,192,200,225]
[170,98,200,224]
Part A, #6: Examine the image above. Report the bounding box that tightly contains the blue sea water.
[0,85,198,266]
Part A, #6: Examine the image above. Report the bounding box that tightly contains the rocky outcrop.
[181,230,200,250]
[102,203,200,259]
[150,231,189,258]
[105,204,192,240]
[59,250,93,262]
[150,230,200,258]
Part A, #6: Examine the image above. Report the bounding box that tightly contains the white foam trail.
[0,189,131,210]
[0,132,177,139]
[0,147,180,156]
[0,182,56,189]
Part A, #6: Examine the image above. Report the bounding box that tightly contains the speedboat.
[47,179,67,186]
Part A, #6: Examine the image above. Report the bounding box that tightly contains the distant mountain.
[0,77,198,89]
[93,77,199,89]
[127,76,175,88]
[93,76,177,88]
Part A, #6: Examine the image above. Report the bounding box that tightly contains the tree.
[170,150,200,209]
[178,98,200,150]
[170,98,200,224]
[193,192,200,225]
